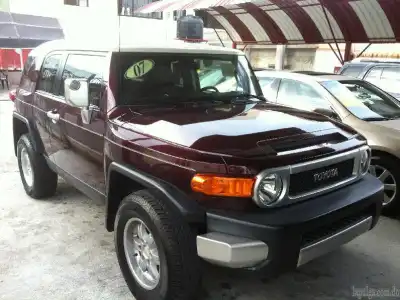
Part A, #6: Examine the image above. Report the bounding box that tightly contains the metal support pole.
[320,0,344,65]
[357,43,372,58]
[213,28,225,47]
[344,42,352,62]
[328,43,343,65]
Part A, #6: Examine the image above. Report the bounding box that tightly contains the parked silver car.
[256,70,400,215]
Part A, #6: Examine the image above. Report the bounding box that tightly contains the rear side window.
[19,55,35,91]
[340,65,364,77]
[381,67,400,79]
[37,54,62,93]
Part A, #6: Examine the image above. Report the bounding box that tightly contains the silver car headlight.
[360,148,371,175]
[254,173,284,207]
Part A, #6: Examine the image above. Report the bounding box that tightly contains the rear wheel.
[114,190,201,300]
[369,155,400,216]
[17,134,57,199]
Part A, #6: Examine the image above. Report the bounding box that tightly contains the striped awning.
[135,0,400,45]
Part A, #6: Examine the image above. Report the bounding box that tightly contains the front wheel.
[17,134,57,199]
[114,190,201,300]
[369,155,400,216]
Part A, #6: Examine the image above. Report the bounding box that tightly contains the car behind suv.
[13,40,383,300]
[256,70,400,215]
[338,60,400,99]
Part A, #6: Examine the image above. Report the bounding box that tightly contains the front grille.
[289,159,355,197]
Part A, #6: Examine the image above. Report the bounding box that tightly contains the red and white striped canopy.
[135,0,400,45]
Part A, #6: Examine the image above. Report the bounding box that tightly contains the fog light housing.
[254,173,283,207]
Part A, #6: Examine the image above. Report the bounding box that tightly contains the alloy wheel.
[369,164,397,206]
[123,217,160,290]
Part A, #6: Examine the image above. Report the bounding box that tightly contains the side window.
[378,67,400,95]
[37,54,62,94]
[277,79,330,111]
[258,77,276,99]
[58,54,105,105]
[364,67,383,81]
[197,60,240,93]
[341,65,364,77]
[381,67,400,80]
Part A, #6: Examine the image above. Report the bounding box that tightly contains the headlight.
[360,149,371,175]
[254,173,284,207]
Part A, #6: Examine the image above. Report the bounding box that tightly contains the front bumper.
[196,174,383,272]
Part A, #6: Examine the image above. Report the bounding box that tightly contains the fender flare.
[106,162,206,230]
[12,111,45,154]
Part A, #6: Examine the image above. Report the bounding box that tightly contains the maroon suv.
[13,40,383,300]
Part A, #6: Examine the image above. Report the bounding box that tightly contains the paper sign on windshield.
[125,60,155,79]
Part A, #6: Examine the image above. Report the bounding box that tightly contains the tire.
[370,155,400,216]
[115,190,201,300]
[17,134,58,199]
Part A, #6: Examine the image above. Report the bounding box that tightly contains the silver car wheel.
[369,164,397,206]
[123,217,160,290]
[20,147,34,188]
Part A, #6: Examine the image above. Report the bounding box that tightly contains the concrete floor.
[0,99,400,300]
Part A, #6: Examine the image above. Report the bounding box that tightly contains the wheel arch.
[370,147,400,162]
[105,162,205,232]
[13,112,44,156]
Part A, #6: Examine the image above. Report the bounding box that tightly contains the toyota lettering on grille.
[313,168,339,183]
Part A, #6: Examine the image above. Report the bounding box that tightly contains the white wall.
[9,0,176,49]
[313,48,343,72]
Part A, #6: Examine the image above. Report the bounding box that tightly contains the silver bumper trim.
[297,216,373,267]
[196,232,268,269]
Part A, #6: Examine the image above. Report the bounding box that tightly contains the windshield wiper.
[362,116,390,121]
[232,93,266,102]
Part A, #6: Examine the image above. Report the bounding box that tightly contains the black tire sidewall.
[115,200,169,300]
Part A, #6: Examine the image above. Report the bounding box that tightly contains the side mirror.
[64,78,89,108]
[314,108,340,120]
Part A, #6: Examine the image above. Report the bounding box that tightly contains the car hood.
[111,103,358,157]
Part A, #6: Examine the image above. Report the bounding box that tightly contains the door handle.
[47,110,60,124]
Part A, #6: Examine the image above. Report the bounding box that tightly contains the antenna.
[118,3,121,52]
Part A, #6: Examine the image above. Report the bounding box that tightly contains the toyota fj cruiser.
[13,39,383,300]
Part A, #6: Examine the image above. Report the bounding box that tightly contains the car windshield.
[320,80,400,120]
[116,52,260,105]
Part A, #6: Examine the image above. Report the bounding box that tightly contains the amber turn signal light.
[191,174,255,198]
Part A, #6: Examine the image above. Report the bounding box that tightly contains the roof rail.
[292,70,335,76]
[358,59,400,64]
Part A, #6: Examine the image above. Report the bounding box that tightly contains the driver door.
[52,52,107,197]
[33,52,67,163]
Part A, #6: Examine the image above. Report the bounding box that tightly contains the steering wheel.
[201,86,219,93]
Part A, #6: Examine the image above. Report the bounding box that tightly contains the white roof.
[30,39,243,57]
